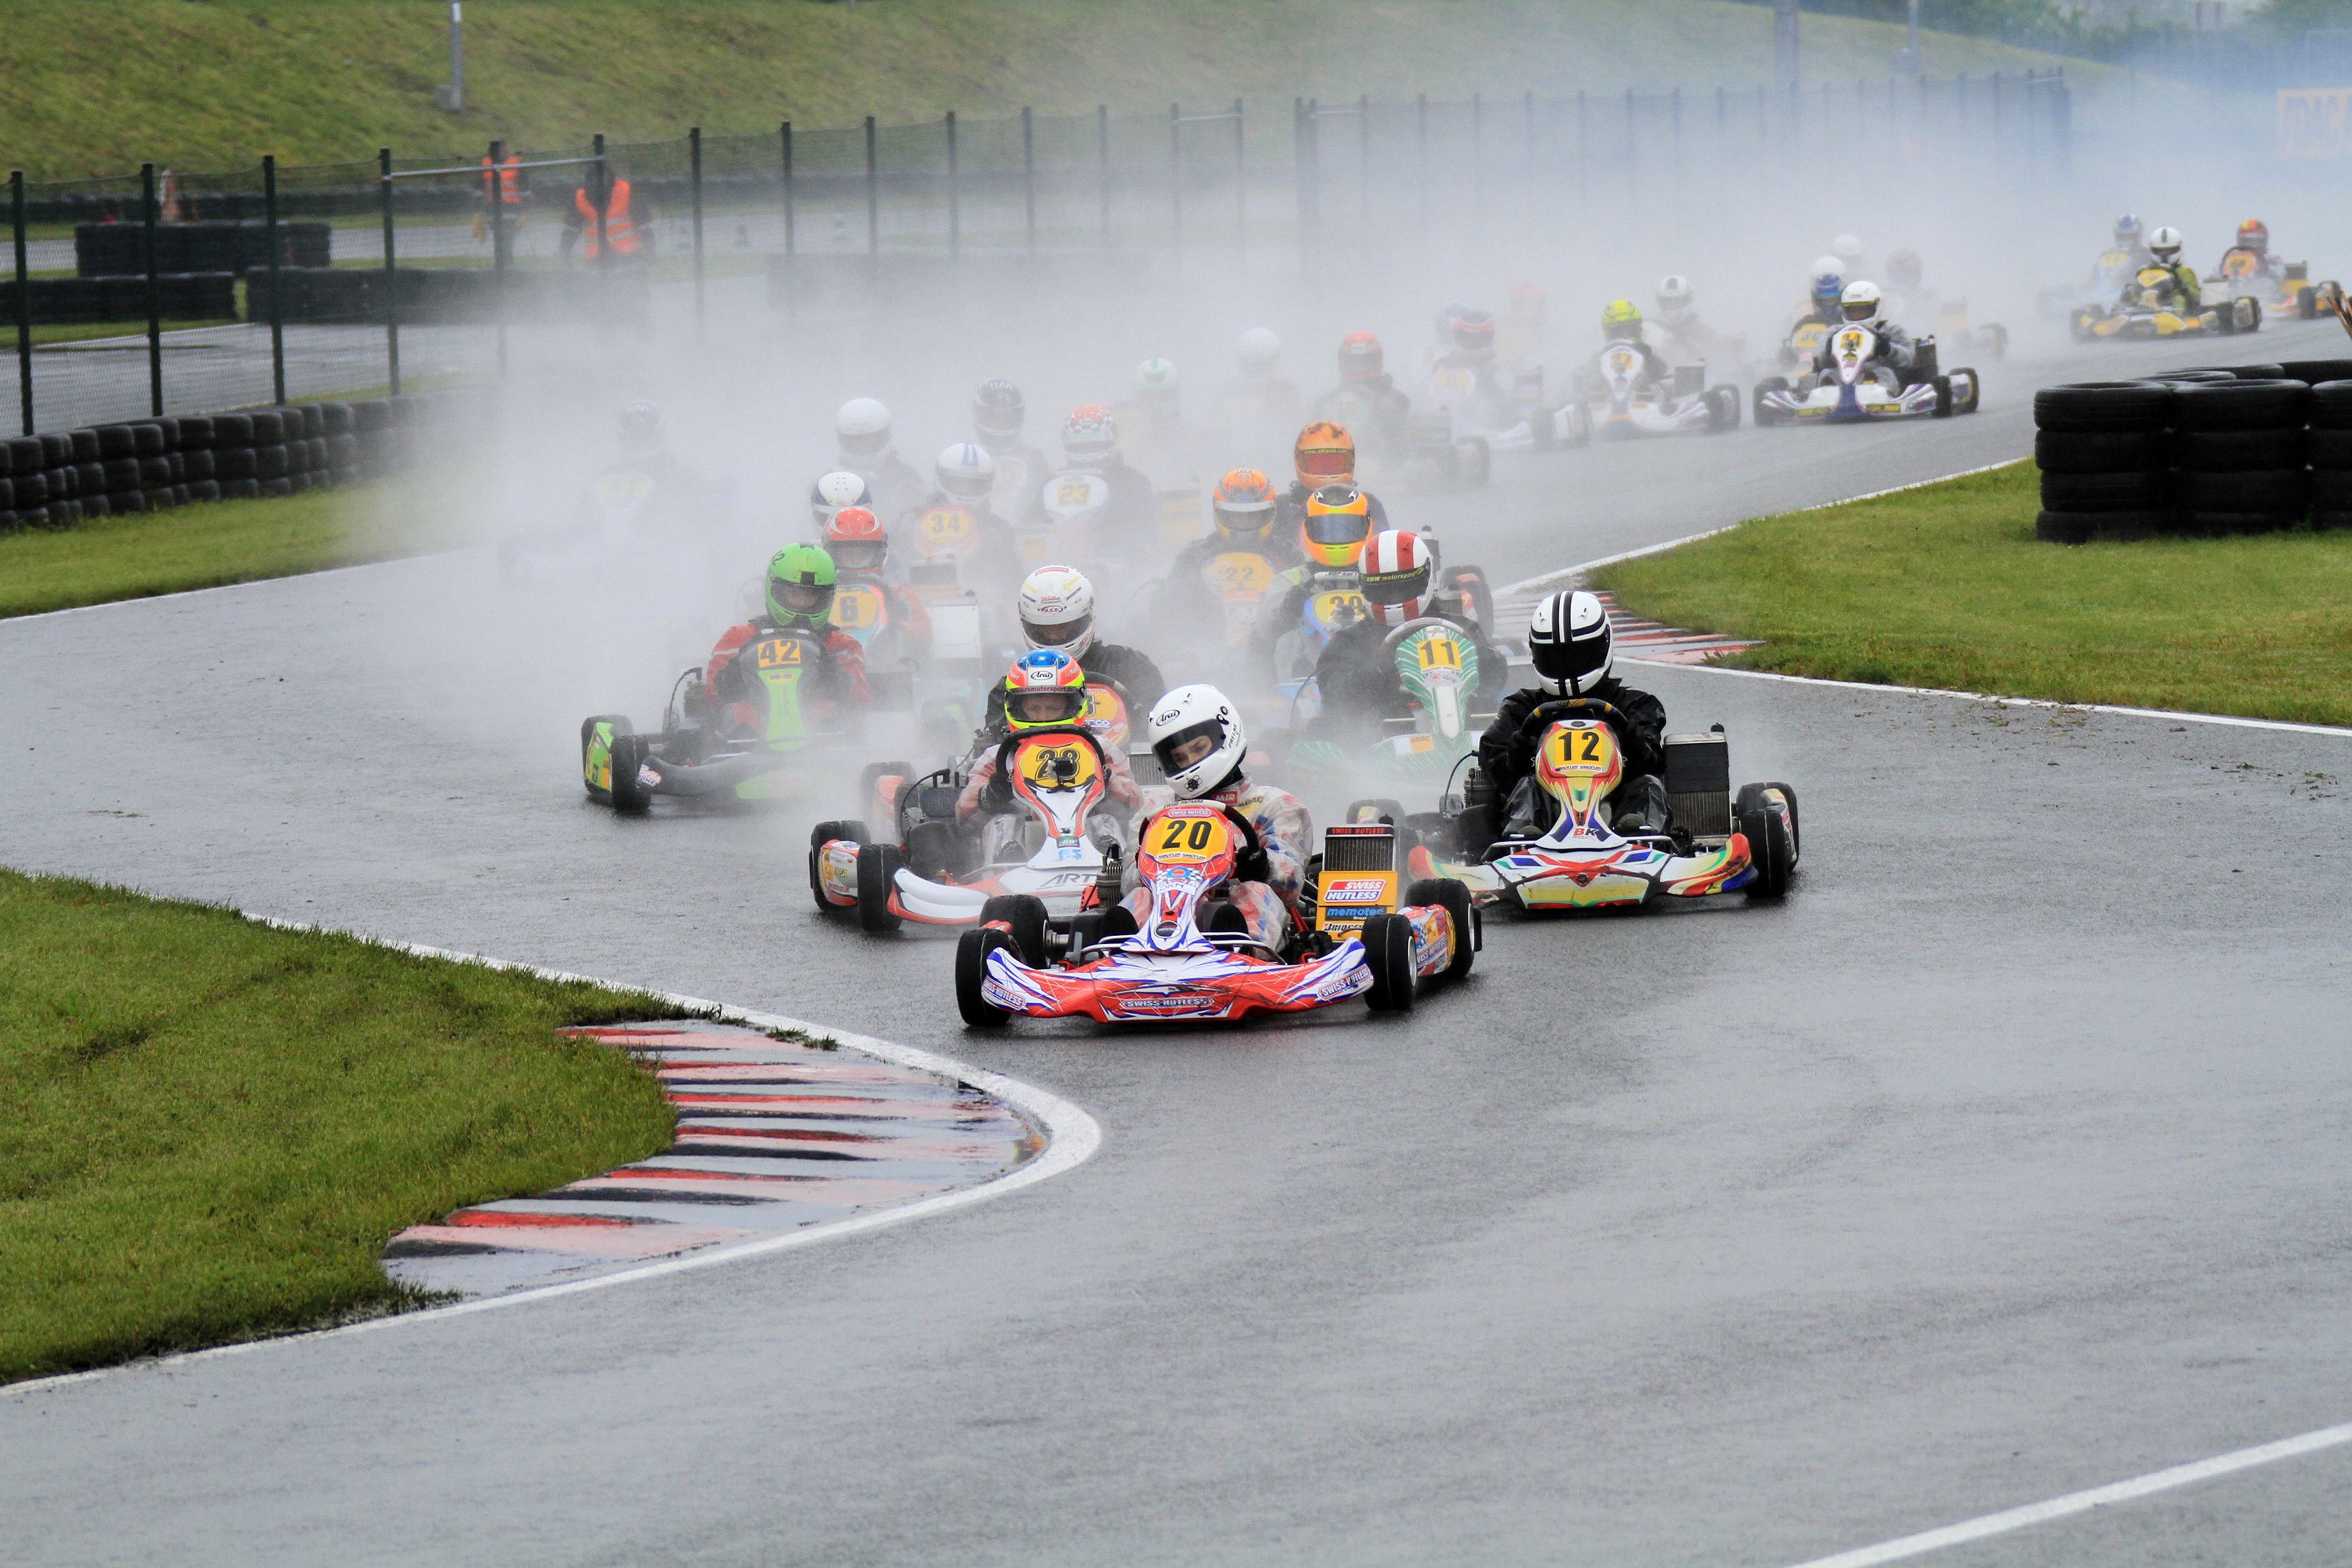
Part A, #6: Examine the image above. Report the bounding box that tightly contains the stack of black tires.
[74,221,332,276]
[2036,360,2352,542]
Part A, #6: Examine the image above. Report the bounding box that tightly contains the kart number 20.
[1156,815,1229,855]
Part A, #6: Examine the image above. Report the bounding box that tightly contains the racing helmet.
[1601,299,1644,343]
[1451,308,1499,357]
[1018,564,1096,657]
[1337,331,1384,382]
[1002,648,1090,732]
[1147,683,1247,800]
[1811,258,1846,310]
[2150,226,2184,263]
[1212,468,1278,542]
[811,470,872,529]
[936,441,996,504]
[974,378,1026,446]
[835,397,892,459]
[1358,529,1433,628]
[1301,483,1374,569]
[1137,357,1181,408]
[1654,275,1693,318]
[1434,301,1470,344]
[766,543,838,631]
[1840,280,1883,322]
[1061,405,1119,468]
[1509,281,1548,322]
[1236,327,1281,373]
[1528,589,1612,696]
[2114,213,2144,248]
[617,399,662,455]
[822,506,890,575]
[2237,218,2270,253]
[1294,420,1356,486]
[1886,249,1923,291]
[1832,234,1864,269]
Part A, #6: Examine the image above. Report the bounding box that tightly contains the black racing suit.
[1311,608,1509,743]
[1477,676,1670,836]
[979,641,1166,736]
[1150,529,1304,648]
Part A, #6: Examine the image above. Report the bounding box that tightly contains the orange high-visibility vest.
[574,179,639,257]
[481,153,521,205]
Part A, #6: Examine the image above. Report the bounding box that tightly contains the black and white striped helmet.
[1528,589,1612,695]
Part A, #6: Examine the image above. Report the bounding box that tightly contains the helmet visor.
[1215,502,1275,538]
[1843,300,1876,321]
[1009,687,1088,727]
[771,578,834,617]
[1296,446,1354,479]
[829,540,888,572]
[1305,508,1370,547]
[1153,717,1225,775]
[1024,610,1092,649]
[939,470,993,502]
[839,429,889,458]
[1531,633,1607,687]
[1360,566,1430,607]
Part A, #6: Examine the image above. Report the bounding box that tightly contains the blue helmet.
[1810,256,1845,309]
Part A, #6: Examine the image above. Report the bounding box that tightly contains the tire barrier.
[0,387,491,532]
[2034,368,2351,543]
[0,272,238,326]
[73,220,331,277]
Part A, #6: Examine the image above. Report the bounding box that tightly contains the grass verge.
[0,870,687,1384]
[0,476,461,619]
[1595,459,2352,728]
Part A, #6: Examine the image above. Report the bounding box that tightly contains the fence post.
[378,147,399,396]
[689,125,706,342]
[864,115,879,257]
[1576,91,1588,206]
[1022,106,1036,255]
[591,131,612,313]
[1624,89,1638,210]
[1097,105,1111,248]
[263,154,286,406]
[1471,93,1484,219]
[1671,87,1683,197]
[142,163,163,417]
[12,170,29,436]
[781,120,795,255]
[487,139,508,378]
[1524,90,1536,183]
[1358,93,1371,223]
[1169,102,1182,257]
[1232,97,1245,262]
[1416,94,1428,227]
[946,111,960,261]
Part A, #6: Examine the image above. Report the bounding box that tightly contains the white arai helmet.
[1147,683,1248,799]
[1017,564,1096,658]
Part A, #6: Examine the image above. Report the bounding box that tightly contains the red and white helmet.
[823,505,889,574]
[1358,529,1434,627]
[1062,404,1119,468]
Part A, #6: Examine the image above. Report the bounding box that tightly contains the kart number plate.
[1307,589,1367,636]
[830,583,886,635]
[1209,552,1275,602]
[1148,809,1232,864]
[1083,683,1130,746]
[1544,721,1614,771]
[754,638,804,668]
[918,507,977,557]
[1015,738,1100,791]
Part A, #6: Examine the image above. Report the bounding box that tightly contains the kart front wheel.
[608,732,653,814]
[1362,912,1418,1011]
[808,819,866,913]
[855,842,905,932]
[1735,782,1800,863]
[1737,803,1793,900]
[978,893,1050,967]
[956,927,1015,1027]
[1407,877,1478,981]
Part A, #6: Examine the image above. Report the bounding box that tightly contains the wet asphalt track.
[3,321,2351,1566]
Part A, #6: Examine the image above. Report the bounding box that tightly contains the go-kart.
[2038,247,2146,320]
[1407,363,1588,476]
[2071,268,2261,341]
[1929,297,2008,361]
[1776,317,1833,371]
[955,805,1475,1025]
[1754,327,1978,424]
[1423,699,1797,910]
[812,723,1131,932]
[1570,346,1740,438]
[582,624,853,811]
[1277,617,1492,802]
[2214,249,2328,319]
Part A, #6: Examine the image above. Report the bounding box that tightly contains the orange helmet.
[1337,331,1384,382]
[1301,482,1373,569]
[823,505,889,574]
[1212,468,1277,542]
[1294,420,1356,486]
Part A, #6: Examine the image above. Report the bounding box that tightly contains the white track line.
[1501,459,2026,595]
[1,920,1102,1400]
[1782,1419,2352,1568]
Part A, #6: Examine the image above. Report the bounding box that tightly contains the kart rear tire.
[608,732,653,814]
[581,713,631,801]
[1737,805,1792,900]
[956,927,1015,1027]
[855,842,904,933]
[1346,797,1408,828]
[979,893,1050,967]
[1456,436,1491,488]
[1406,877,1478,981]
[858,760,914,821]
[1752,377,1789,427]
[1734,782,1800,864]
[1955,370,1982,414]
[1361,911,1418,1012]
[808,819,864,913]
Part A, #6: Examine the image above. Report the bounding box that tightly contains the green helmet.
[1601,299,1644,342]
[765,543,838,630]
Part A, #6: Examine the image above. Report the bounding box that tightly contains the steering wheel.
[1216,804,1271,886]
[1379,615,1460,652]
[1520,697,1629,738]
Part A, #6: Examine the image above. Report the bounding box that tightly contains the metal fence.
[10,71,2072,438]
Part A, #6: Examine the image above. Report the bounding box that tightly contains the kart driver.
[1588,300,1672,393]
[1648,276,1727,364]
[832,398,928,525]
[972,378,1053,527]
[702,544,873,730]
[1276,421,1392,536]
[1131,683,1316,950]
[1209,327,1306,455]
[1056,405,1158,539]
[979,564,1168,733]
[1149,468,1302,638]
[1250,481,1380,670]
[2135,227,2201,312]
[1477,589,1669,838]
[1309,528,1507,739]
[2218,218,2278,280]
[821,504,932,664]
[898,441,1028,609]
[809,470,874,532]
[1309,333,1414,456]
[1780,258,1847,366]
[1805,281,1916,392]
[2105,214,2152,274]
[955,647,1143,827]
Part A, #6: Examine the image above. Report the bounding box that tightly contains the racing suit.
[702,615,872,732]
[1149,528,1305,651]
[894,491,1028,610]
[840,446,928,528]
[1808,315,1916,393]
[1309,608,1510,742]
[2133,262,2202,314]
[1209,373,1306,456]
[1648,310,1728,368]
[834,570,933,670]
[1309,376,1414,457]
[1477,676,1670,836]
[979,643,1167,735]
[1122,774,1314,949]
[976,433,1054,528]
[1055,459,1160,552]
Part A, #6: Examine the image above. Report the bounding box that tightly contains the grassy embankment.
[0,870,685,1384]
[1,0,2102,176]
[1596,460,2352,728]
